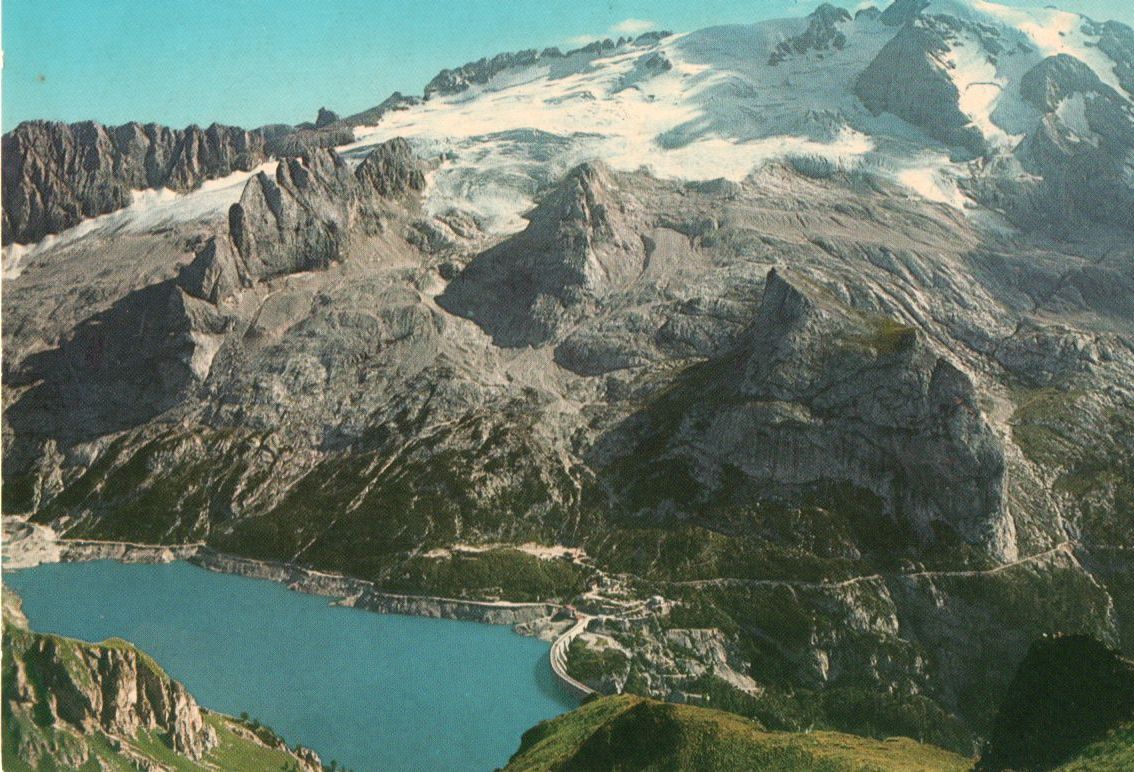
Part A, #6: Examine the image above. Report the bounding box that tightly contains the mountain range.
[3,0,1133,765]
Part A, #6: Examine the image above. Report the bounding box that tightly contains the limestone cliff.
[2,120,268,245]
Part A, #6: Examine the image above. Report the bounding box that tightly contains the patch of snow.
[346,19,900,229]
[945,36,1020,148]
[895,154,970,208]
[1055,92,1100,145]
[2,242,31,280]
[972,0,1126,94]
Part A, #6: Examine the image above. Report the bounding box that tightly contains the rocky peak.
[878,0,930,27]
[1020,54,1106,112]
[355,136,427,198]
[768,3,852,66]
[1002,53,1134,232]
[438,160,646,347]
[315,106,340,128]
[854,19,987,156]
[718,269,1014,558]
[229,139,424,282]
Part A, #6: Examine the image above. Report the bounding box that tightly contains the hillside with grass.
[504,694,971,771]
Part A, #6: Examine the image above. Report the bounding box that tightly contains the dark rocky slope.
[978,635,1134,771]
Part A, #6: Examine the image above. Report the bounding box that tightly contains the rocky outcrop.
[439,161,644,347]
[768,4,852,66]
[2,591,323,771]
[1085,19,1134,98]
[315,107,340,128]
[878,0,929,27]
[425,49,545,97]
[968,52,1134,233]
[596,268,1017,561]
[423,34,671,98]
[2,120,267,245]
[228,139,424,282]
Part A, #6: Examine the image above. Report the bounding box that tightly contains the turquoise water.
[3,560,576,772]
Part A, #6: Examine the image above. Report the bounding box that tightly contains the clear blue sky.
[3,0,1132,132]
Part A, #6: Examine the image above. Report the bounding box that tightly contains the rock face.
[315,106,340,128]
[3,593,217,763]
[1086,19,1134,98]
[596,269,1016,561]
[4,0,1134,756]
[439,161,645,347]
[855,19,986,156]
[422,34,670,98]
[2,120,268,245]
[768,3,852,66]
[1009,54,1134,231]
[229,139,425,281]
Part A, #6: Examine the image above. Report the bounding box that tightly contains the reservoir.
[4,560,577,771]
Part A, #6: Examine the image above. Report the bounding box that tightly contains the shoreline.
[2,519,588,698]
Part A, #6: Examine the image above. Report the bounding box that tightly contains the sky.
[3,0,1133,132]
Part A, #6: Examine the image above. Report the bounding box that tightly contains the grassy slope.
[1054,723,1134,771]
[505,694,971,772]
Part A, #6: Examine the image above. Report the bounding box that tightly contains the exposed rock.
[2,120,267,245]
[768,4,852,66]
[854,19,986,156]
[423,34,669,98]
[262,124,357,157]
[2,593,217,761]
[2,590,323,771]
[229,138,424,282]
[974,53,1134,232]
[439,161,644,347]
[315,106,340,128]
[1019,53,1107,112]
[1085,19,1134,98]
[878,0,930,27]
[595,268,1017,561]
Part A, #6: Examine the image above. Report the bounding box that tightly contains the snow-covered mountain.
[5,0,1132,261]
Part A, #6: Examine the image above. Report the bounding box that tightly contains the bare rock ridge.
[1,120,268,245]
[228,140,423,282]
[423,31,673,98]
[1011,54,1134,230]
[4,139,425,448]
[768,3,852,66]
